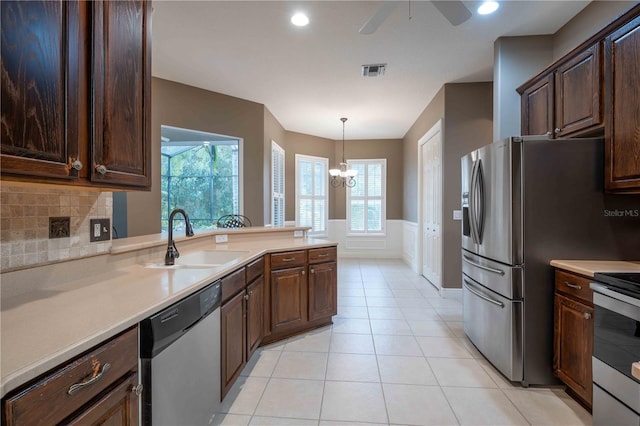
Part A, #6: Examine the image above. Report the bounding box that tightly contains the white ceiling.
[152,1,590,140]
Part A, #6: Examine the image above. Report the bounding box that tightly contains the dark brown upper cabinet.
[0,1,81,180]
[0,0,151,190]
[554,43,602,138]
[91,0,151,188]
[604,15,640,193]
[520,73,554,137]
[519,43,602,139]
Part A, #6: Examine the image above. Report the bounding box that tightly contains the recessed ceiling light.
[477,1,499,15]
[291,12,309,27]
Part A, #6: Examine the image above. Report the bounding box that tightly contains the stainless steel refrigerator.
[461,135,640,386]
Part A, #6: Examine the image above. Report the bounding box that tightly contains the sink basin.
[145,250,250,270]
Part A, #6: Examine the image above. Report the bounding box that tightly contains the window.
[271,141,285,227]
[295,154,328,236]
[347,159,386,235]
[161,125,241,232]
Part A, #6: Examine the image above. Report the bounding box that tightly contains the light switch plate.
[453,210,462,220]
[215,234,228,243]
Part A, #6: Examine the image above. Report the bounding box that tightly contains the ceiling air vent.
[362,63,386,77]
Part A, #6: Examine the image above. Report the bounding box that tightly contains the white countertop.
[550,259,640,277]
[0,234,335,398]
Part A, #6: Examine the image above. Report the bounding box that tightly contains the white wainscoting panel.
[402,221,419,273]
[325,220,404,258]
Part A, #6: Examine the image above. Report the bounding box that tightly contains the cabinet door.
[308,262,337,321]
[92,0,151,188]
[221,291,246,398]
[555,43,602,137]
[67,372,139,426]
[604,15,640,192]
[0,1,81,179]
[554,293,593,407]
[520,73,554,136]
[246,276,264,359]
[270,267,308,335]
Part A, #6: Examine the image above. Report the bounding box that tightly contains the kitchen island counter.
[0,230,335,398]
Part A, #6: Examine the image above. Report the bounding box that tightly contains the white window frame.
[346,158,387,236]
[295,154,329,237]
[271,141,285,227]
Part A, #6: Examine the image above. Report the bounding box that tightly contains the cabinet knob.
[71,160,83,171]
[310,269,314,274]
[301,270,305,275]
[132,384,144,396]
[545,131,552,138]
[554,128,561,134]
[95,164,107,175]
[248,290,253,296]
[244,294,249,301]
[584,312,592,320]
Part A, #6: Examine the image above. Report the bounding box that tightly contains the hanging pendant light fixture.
[329,117,358,188]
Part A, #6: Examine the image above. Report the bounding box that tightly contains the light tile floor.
[215,258,591,426]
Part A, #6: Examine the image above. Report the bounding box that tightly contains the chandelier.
[329,117,357,188]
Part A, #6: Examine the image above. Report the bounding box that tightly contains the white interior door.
[421,128,442,288]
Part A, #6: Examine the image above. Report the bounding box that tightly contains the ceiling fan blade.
[431,1,472,26]
[359,2,400,35]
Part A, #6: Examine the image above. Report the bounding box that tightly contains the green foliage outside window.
[161,144,239,232]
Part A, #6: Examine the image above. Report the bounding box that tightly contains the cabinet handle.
[95,164,107,175]
[555,128,561,134]
[317,253,329,257]
[563,281,581,290]
[68,363,111,395]
[71,160,83,171]
[584,312,592,320]
[281,257,295,262]
[132,384,144,396]
[301,270,305,275]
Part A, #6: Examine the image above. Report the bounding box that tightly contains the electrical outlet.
[215,234,228,243]
[90,218,111,242]
[294,230,304,238]
[49,217,70,239]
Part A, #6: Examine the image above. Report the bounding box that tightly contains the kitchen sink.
[145,250,250,269]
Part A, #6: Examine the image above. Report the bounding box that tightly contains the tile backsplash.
[0,184,113,271]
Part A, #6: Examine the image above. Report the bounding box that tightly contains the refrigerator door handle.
[462,255,505,275]
[464,280,505,308]
[475,159,485,243]
[468,160,479,244]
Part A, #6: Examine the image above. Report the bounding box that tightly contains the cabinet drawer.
[4,327,138,426]
[555,270,593,304]
[308,247,337,264]
[246,256,265,283]
[270,250,306,269]
[221,268,246,304]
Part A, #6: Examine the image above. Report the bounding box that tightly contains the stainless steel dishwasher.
[140,280,222,426]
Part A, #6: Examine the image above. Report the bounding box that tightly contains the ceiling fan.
[359,1,472,34]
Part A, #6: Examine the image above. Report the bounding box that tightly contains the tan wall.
[553,1,637,60]
[264,108,286,225]
[442,83,493,288]
[126,78,266,237]
[403,86,445,223]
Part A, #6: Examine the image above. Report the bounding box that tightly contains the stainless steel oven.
[591,273,640,426]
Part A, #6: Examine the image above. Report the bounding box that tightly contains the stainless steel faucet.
[165,209,195,265]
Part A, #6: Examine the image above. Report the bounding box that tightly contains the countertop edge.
[550,259,640,277]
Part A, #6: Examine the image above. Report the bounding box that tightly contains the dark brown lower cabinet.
[221,291,246,398]
[308,261,337,321]
[270,266,308,335]
[554,269,594,410]
[246,276,264,359]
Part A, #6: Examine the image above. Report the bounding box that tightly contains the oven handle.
[463,280,504,308]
